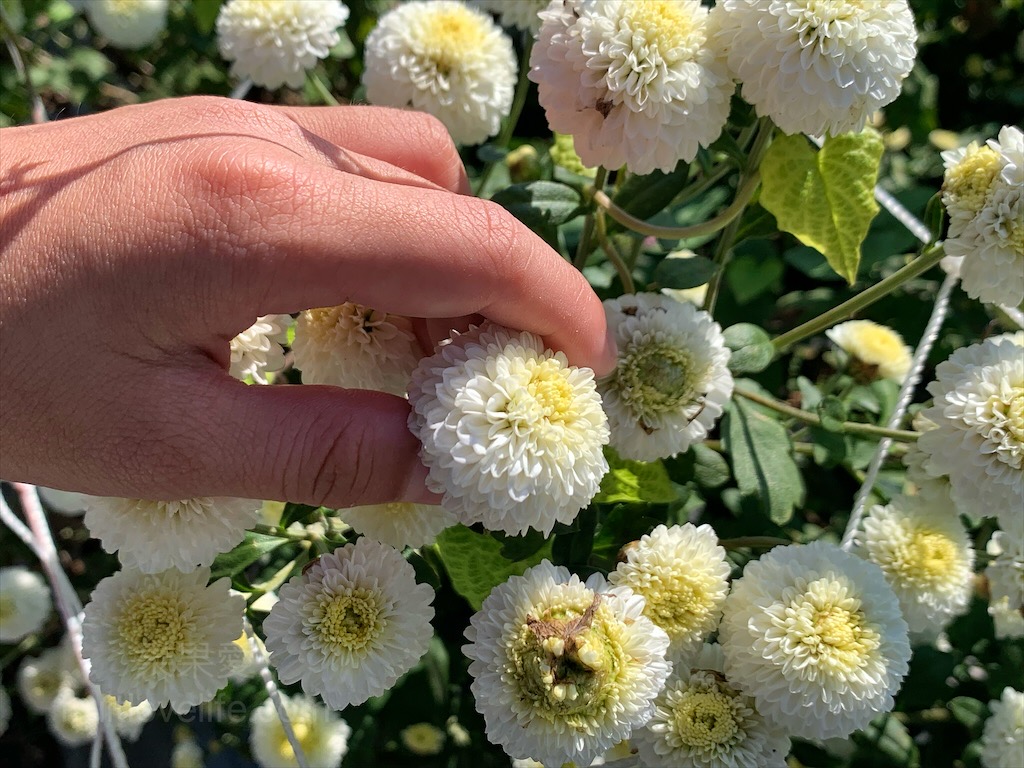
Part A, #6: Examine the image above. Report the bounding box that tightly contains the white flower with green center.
[0,566,51,643]
[86,0,167,50]
[216,0,349,89]
[230,314,292,384]
[84,496,261,574]
[855,494,975,634]
[918,332,1024,532]
[292,303,420,396]
[530,0,734,175]
[339,502,456,550]
[47,687,99,747]
[17,645,79,714]
[719,541,911,740]
[981,687,1024,768]
[408,323,609,536]
[609,524,731,663]
[826,320,913,382]
[249,692,351,768]
[712,0,917,137]
[473,0,548,32]
[634,643,790,768]
[464,560,671,767]
[601,293,732,461]
[363,0,517,145]
[264,538,434,710]
[81,567,244,714]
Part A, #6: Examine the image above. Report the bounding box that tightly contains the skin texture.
[0,96,615,508]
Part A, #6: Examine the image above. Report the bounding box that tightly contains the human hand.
[0,96,615,508]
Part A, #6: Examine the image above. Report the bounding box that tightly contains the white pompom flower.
[249,692,351,768]
[529,0,734,175]
[263,538,435,711]
[338,502,456,550]
[981,687,1024,768]
[216,0,350,89]
[917,332,1024,532]
[47,687,99,748]
[292,303,420,396]
[989,595,1024,640]
[854,494,975,634]
[609,524,731,663]
[407,323,609,536]
[719,541,911,741]
[463,560,671,767]
[81,567,245,715]
[230,314,292,384]
[712,0,917,137]
[992,125,1024,187]
[826,320,913,382]
[601,293,732,461]
[84,496,262,574]
[17,645,79,714]
[986,522,1024,624]
[941,140,1003,237]
[86,0,167,50]
[633,643,790,768]
[0,566,51,643]
[363,0,517,145]
[473,0,548,32]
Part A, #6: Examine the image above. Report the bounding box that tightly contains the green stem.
[595,212,636,293]
[734,387,920,442]
[672,163,733,208]
[308,71,340,106]
[772,244,946,353]
[474,36,533,194]
[573,166,609,270]
[719,536,792,550]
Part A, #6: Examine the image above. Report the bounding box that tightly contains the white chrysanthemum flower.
[249,692,351,768]
[171,739,205,768]
[918,333,1024,533]
[103,693,154,741]
[84,496,261,574]
[407,323,609,536]
[986,523,1024,619]
[363,0,517,145]
[216,0,349,89]
[991,125,1024,188]
[0,686,9,737]
[601,293,732,461]
[473,0,547,32]
[902,413,955,503]
[712,0,917,137]
[0,566,51,643]
[941,141,1003,236]
[82,567,244,715]
[291,303,420,396]
[47,687,99,747]
[826,320,913,382]
[609,524,731,663]
[633,643,790,768]
[227,628,267,683]
[981,687,1024,768]
[264,538,434,710]
[38,487,90,516]
[530,0,734,175]
[463,560,671,767]
[719,541,911,741]
[400,722,446,756]
[338,502,455,550]
[990,594,1024,639]
[86,0,167,49]
[230,314,291,384]
[17,645,79,714]
[854,494,974,633]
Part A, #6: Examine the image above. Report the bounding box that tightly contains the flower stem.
[595,212,636,293]
[308,72,340,106]
[474,35,533,195]
[718,536,792,550]
[733,386,920,442]
[772,243,946,353]
[573,166,610,270]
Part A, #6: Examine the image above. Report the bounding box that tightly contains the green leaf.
[653,253,718,290]
[491,181,583,231]
[817,396,848,432]
[722,323,774,374]
[759,130,884,284]
[692,444,731,489]
[594,449,679,505]
[435,526,552,610]
[209,531,287,581]
[723,398,805,525]
[854,713,920,768]
[192,0,223,35]
[1,0,25,32]
[948,697,988,734]
[611,163,690,224]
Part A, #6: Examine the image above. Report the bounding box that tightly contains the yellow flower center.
[527,361,577,424]
[420,6,489,76]
[276,714,318,761]
[626,1,699,59]
[638,574,716,642]
[315,588,385,653]
[673,688,741,750]
[892,528,959,587]
[945,146,1001,214]
[118,591,193,672]
[1009,390,1024,445]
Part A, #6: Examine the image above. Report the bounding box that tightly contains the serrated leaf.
[192,0,223,35]
[723,323,774,374]
[594,449,679,505]
[435,526,552,610]
[209,531,287,581]
[491,181,582,230]
[723,398,805,525]
[760,131,884,284]
[653,253,718,289]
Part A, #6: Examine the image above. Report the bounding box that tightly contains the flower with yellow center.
[230,314,291,384]
[249,692,351,768]
[17,644,79,714]
[464,560,671,767]
[363,0,517,145]
[86,0,167,50]
[47,687,99,747]
[408,323,609,536]
[609,524,731,663]
[0,566,51,643]
[855,494,974,634]
[826,320,913,382]
[634,643,790,768]
[400,722,446,756]
[942,143,1003,234]
[719,541,910,740]
[264,538,434,711]
[81,567,244,715]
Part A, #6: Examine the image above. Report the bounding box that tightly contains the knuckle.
[285,412,374,507]
[408,113,466,188]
